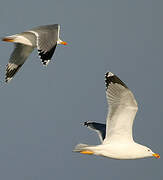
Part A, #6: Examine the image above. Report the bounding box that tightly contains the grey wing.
[6,43,34,82]
[104,72,138,143]
[29,24,59,66]
[84,121,106,142]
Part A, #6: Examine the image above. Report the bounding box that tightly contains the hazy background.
[0,0,162,179]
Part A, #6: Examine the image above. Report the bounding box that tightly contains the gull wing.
[84,121,106,142]
[103,72,138,144]
[29,24,59,66]
[6,43,34,82]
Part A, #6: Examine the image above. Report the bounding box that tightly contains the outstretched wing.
[29,24,59,66]
[84,121,106,142]
[6,43,34,82]
[104,72,138,144]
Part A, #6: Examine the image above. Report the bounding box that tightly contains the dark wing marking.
[105,72,128,90]
[29,24,59,66]
[5,43,34,82]
[6,64,22,82]
[38,44,57,65]
[84,121,106,142]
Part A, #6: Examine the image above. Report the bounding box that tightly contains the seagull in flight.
[2,24,67,82]
[74,72,160,160]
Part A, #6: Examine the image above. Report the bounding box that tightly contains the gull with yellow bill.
[74,72,160,160]
[2,24,67,82]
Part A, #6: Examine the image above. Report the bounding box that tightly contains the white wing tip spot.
[107,72,114,77]
[105,72,115,90]
[6,77,12,83]
[7,63,18,70]
[42,60,50,66]
[83,121,92,127]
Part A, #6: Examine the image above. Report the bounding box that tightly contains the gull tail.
[73,143,94,155]
[73,143,89,152]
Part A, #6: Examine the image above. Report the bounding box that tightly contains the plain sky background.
[0,0,162,179]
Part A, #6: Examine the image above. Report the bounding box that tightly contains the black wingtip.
[83,121,89,127]
[105,72,128,90]
[5,64,22,83]
[38,44,57,65]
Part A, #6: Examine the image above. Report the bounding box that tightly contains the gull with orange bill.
[2,24,67,82]
[74,72,160,160]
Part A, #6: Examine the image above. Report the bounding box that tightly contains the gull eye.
[147,149,150,152]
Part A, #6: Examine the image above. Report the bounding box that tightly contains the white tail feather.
[73,143,90,152]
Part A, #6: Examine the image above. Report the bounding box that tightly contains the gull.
[74,72,160,160]
[2,24,67,82]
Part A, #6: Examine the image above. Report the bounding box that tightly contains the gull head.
[57,38,67,45]
[139,145,160,159]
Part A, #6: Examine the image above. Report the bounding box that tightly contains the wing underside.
[104,72,138,143]
[6,43,34,82]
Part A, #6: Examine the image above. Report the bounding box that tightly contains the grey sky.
[0,0,162,179]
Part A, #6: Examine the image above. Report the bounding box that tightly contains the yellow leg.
[80,150,94,155]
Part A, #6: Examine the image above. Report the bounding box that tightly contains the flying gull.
[74,72,160,160]
[2,24,67,82]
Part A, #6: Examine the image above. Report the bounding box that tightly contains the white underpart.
[104,83,138,143]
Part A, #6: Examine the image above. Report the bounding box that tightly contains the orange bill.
[60,41,67,45]
[153,153,160,159]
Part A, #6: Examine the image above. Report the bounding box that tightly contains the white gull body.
[74,72,160,160]
[2,24,67,82]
